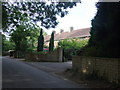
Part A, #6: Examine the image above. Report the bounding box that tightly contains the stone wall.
[25,48,63,62]
[72,56,120,84]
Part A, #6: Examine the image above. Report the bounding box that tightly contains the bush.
[2,40,15,51]
[82,46,99,57]
[27,47,36,52]
[81,45,113,58]
[58,39,88,60]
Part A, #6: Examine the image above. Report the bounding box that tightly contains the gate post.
[58,48,63,62]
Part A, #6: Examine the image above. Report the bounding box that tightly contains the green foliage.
[3,40,15,51]
[10,15,46,53]
[2,34,15,51]
[37,29,44,52]
[49,31,54,52]
[34,51,46,55]
[27,47,36,52]
[58,39,88,50]
[10,25,28,52]
[58,39,88,59]
[87,2,120,58]
[82,46,103,57]
[2,2,78,32]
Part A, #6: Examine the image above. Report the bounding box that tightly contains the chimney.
[53,30,56,34]
[70,27,74,32]
[60,29,64,33]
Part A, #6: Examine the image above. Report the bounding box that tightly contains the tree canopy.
[10,16,43,52]
[2,1,79,32]
[87,2,120,58]
[2,34,15,51]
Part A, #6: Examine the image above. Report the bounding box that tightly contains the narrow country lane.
[2,57,82,88]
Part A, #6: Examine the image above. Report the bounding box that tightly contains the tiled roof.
[55,32,69,41]
[44,27,90,42]
[67,28,90,38]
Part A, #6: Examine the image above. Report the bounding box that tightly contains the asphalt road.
[2,57,82,88]
[23,61,72,73]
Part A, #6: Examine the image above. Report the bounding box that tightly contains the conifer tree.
[37,29,44,52]
[88,2,120,57]
[49,31,54,52]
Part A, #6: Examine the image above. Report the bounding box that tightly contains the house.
[44,27,91,48]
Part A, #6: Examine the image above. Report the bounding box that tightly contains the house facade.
[44,27,91,48]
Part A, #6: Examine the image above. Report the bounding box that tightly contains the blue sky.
[42,0,99,35]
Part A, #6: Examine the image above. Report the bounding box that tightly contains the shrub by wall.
[58,39,88,60]
[25,48,63,62]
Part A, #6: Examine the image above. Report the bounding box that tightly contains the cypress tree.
[88,2,120,57]
[49,31,54,52]
[37,29,44,52]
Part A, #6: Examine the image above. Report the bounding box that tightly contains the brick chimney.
[60,29,64,33]
[53,30,56,34]
[70,27,74,32]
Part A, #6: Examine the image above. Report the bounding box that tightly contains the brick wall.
[25,48,63,62]
[72,56,120,84]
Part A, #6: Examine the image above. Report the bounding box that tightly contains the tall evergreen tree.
[37,29,44,52]
[49,31,54,52]
[88,2,120,57]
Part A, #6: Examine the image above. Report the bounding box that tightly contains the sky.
[2,0,99,39]
[41,0,99,35]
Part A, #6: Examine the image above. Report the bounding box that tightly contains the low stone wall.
[37,49,59,62]
[2,51,9,56]
[72,56,120,84]
[25,48,63,62]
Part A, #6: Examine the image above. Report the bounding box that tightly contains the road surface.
[23,61,72,73]
[2,57,82,88]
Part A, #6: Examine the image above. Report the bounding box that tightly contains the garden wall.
[72,56,120,84]
[25,48,63,62]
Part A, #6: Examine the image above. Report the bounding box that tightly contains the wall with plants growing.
[58,38,88,60]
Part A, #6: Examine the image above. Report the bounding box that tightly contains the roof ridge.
[44,27,90,41]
